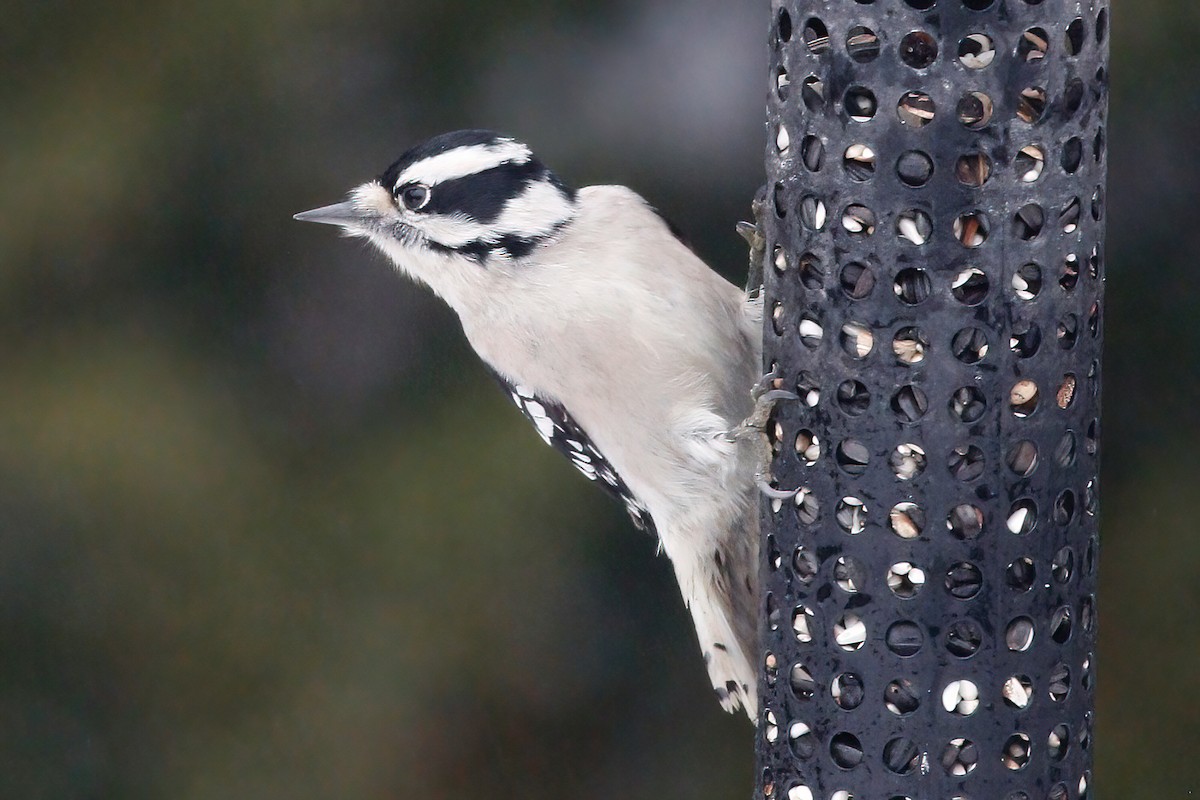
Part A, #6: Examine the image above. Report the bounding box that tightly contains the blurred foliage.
[0,1,1195,797]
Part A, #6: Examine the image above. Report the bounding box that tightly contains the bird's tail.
[672,510,761,722]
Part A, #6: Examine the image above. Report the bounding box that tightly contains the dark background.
[1,1,1195,797]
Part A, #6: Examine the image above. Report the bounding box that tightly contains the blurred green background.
[1,1,1195,797]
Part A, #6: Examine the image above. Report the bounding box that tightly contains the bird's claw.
[736,220,762,248]
[750,365,786,401]
[756,477,798,500]
[759,388,800,404]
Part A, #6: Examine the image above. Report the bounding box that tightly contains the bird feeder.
[756,1,1107,798]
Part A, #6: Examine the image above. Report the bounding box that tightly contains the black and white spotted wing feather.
[487,369,656,535]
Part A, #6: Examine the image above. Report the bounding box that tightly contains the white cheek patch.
[417,213,493,248]
[399,140,532,187]
[494,180,575,237]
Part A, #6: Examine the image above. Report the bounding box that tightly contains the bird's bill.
[293,201,360,227]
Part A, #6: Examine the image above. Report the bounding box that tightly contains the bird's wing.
[486,368,656,535]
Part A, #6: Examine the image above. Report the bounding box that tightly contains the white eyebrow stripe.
[397,141,532,186]
[494,180,574,237]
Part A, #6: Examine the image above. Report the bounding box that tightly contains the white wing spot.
[532,415,555,439]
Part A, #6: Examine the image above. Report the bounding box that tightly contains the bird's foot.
[718,367,798,449]
[740,366,798,434]
[730,366,801,500]
[739,188,770,296]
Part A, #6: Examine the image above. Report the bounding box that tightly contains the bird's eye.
[399,183,431,211]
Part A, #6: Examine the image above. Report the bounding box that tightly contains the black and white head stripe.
[485,367,657,535]
[378,130,577,260]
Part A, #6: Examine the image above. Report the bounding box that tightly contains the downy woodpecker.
[296,130,772,719]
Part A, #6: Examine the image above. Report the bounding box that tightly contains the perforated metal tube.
[756,2,1106,799]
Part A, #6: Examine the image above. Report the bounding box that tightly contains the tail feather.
[694,596,759,719]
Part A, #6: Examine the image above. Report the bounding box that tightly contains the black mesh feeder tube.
[756,1,1106,799]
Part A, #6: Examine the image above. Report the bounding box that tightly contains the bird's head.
[295,130,578,290]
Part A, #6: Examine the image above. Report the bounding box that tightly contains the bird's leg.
[734,192,794,496]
